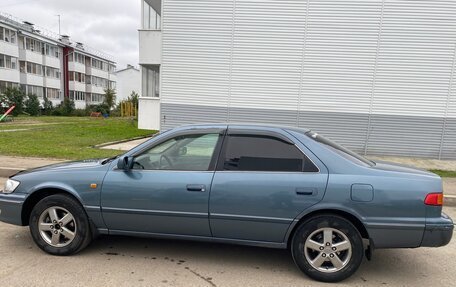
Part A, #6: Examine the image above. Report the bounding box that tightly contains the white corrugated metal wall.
[160,0,456,159]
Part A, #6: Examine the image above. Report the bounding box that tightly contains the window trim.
[216,130,320,173]
[124,129,226,172]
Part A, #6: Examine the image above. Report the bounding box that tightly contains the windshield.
[305,131,375,167]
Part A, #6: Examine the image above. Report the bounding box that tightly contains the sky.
[0,0,141,69]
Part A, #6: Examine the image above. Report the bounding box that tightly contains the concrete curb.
[93,135,153,149]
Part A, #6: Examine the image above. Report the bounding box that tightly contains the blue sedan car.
[0,124,453,282]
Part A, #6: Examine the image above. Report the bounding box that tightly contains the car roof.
[173,123,311,133]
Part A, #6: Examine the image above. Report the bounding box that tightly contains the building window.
[0,81,19,94]
[25,85,45,98]
[69,91,86,101]
[0,27,17,44]
[0,54,17,69]
[46,88,60,100]
[143,0,161,30]
[91,76,109,88]
[142,65,159,97]
[74,52,85,64]
[45,44,60,58]
[20,61,43,76]
[90,93,104,103]
[46,67,60,79]
[71,72,85,83]
[91,58,108,71]
[25,37,42,53]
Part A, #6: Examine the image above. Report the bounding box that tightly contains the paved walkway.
[368,156,456,171]
[99,137,151,151]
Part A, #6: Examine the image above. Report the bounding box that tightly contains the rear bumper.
[0,193,26,226]
[421,213,454,247]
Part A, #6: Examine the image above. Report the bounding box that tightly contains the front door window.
[133,133,221,171]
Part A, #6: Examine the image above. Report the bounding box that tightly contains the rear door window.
[220,134,318,172]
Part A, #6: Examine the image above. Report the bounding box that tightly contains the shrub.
[0,87,25,116]
[24,94,41,116]
[42,96,54,116]
[61,97,75,116]
[73,109,88,117]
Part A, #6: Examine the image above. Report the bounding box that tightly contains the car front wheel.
[29,194,92,255]
[291,214,364,282]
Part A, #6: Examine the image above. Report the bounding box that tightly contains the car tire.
[291,214,364,282]
[29,194,92,256]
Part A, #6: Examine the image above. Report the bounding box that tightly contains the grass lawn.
[430,170,456,178]
[0,116,155,160]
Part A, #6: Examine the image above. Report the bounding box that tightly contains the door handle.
[296,188,317,196]
[186,184,206,192]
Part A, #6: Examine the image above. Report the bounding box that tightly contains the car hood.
[13,159,104,176]
[371,160,439,178]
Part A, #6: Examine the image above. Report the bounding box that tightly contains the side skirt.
[98,228,287,249]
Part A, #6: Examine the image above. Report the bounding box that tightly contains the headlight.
[2,179,20,194]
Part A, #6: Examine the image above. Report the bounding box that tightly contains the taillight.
[424,193,443,206]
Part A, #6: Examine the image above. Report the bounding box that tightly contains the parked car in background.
[0,124,453,282]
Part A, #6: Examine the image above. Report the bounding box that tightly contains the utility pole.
[56,14,61,35]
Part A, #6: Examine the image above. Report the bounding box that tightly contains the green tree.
[1,87,25,116]
[128,91,139,106]
[103,88,116,112]
[60,97,75,116]
[24,94,41,116]
[42,96,54,116]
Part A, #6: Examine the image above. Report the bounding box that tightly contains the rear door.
[209,127,328,243]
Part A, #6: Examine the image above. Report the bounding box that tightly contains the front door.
[101,131,223,236]
[209,128,328,243]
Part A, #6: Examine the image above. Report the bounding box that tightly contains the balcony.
[44,77,61,89]
[0,68,20,83]
[139,30,161,65]
[69,81,86,91]
[86,84,105,94]
[68,62,85,73]
[0,41,19,58]
[19,49,43,64]
[89,67,109,79]
[20,73,44,87]
[44,55,61,69]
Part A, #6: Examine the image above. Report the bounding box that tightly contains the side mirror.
[117,156,134,171]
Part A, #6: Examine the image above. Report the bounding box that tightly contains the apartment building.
[0,12,116,109]
[138,0,456,159]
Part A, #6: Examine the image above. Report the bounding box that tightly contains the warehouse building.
[138,0,456,159]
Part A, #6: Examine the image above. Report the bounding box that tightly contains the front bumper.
[0,193,26,226]
[421,212,454,247]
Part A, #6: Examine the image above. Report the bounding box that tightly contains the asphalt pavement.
[0,200,455,286]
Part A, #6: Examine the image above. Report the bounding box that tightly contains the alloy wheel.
[38,206,77,247]
[303,227,352,273]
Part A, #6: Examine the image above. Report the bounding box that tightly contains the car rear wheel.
[29,194,92,255]
[291,214,364,282]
